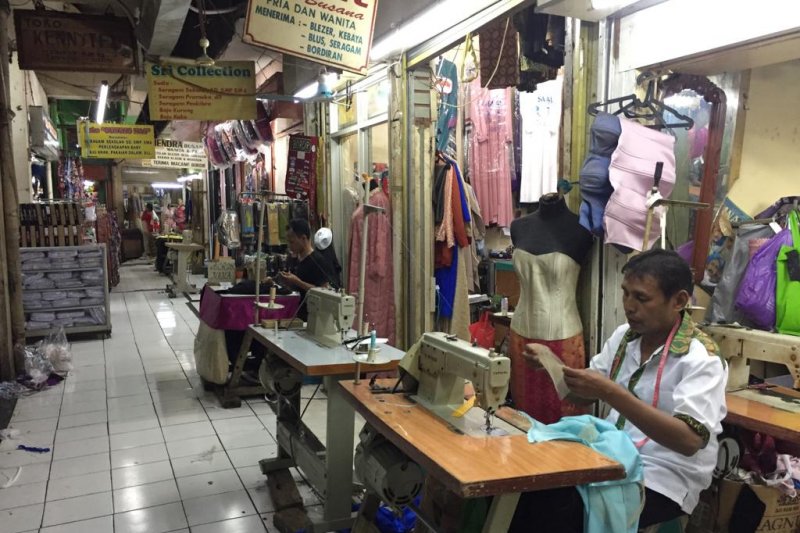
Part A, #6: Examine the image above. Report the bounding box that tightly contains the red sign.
[285,135,318,221]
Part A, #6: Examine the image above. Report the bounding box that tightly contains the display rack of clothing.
[347,186,395,345]
[465,78,515,228]
[434,154,472,341]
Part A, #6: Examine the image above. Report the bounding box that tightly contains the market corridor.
[0,263,323,533]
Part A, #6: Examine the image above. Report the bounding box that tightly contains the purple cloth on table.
[199,285,300,330]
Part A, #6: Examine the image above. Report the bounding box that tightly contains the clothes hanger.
[588,72,694,131]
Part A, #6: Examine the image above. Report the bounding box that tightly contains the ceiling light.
[370,0,464,62]
[95,81,109,124]
[294,82,320,99]
[151,182,183,189]
[590,0,639,9]
[177,174,202,183]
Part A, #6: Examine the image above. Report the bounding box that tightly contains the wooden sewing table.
[340,380,625,532]
[725,385,800,445]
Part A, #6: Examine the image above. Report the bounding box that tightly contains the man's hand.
[279,271,300,287]
[523,343,551,368]
[562,367,618,401]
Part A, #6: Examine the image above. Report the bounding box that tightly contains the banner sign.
[14,10,137,73]
[146,61,257,121]
[78,122,155,160]
[142,139,206,169]
[244,0,379,75]
[285,135,318,215]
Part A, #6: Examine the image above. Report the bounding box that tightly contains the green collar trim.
[620,312,717,357]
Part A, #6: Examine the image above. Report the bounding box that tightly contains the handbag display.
[776,211,800,336]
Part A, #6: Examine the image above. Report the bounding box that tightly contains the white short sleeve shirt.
[590,321,728,513]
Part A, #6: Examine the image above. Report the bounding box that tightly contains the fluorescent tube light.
[177,174,202,183]
[294,82,320,99]
[95,81,109,124]
[151,182,183,189]
[370,0,464,62]
[590,0,639,9]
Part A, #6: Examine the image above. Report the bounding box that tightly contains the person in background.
[279,218,338,321]
[141,203,157,256]
[516,249,728,531]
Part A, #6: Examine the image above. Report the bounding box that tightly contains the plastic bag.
[708,225,774,324]
[776,211,800,336]
[194,322,229,384]
[43,327,72,374]
[24,344,53,384]
[468,311,496,349]
[735,228,793,330]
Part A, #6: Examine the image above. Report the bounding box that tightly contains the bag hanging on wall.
[468,311,496,349]
[776,211,800,336]
[735,228,793,330]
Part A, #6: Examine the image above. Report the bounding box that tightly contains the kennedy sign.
[244,0,378,74]
[14,10,137,73]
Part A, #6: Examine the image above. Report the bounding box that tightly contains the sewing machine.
[703,325,800,390]
[305,287,356,348]
[400,332,511,433]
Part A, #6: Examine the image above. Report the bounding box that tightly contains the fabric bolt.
[478,18,520,89]
[278,203,290,242]
[511,250,584,341]
[590,314,728,513]
[267,204,280,245]
[464,182,486,293]
[435,161,456,249]
[527,415,644,533]
[604,118,676,252]
[347,188,396,345]
[466,80,514,227]
[435,246,459,320]
[435,59,459,152]
[451,246,472,342]
[579,112,621,236]
[520,78,563,203]
[510,331,588,423]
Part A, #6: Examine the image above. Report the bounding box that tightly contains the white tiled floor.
[0,263,324,533]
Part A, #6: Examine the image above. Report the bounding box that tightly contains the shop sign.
[243,0,379,75]
[142,139,206,169]
[14,10,137,74]
[29,106,60,161]
[146,62,257,121]
[285,135,318,212]
[77,121,155,160]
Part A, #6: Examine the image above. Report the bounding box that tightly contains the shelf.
[22,266,104,274]
[25,305,105,313]
[23,286,104,293]
[25,324,111,338]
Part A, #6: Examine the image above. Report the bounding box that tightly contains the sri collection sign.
[78,122,155,160]
[244,0,378,74]
[142,139,206,169]
[146,61,257,121]
[14,10,137,73]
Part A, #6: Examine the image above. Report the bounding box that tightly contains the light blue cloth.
[527,414,644,533]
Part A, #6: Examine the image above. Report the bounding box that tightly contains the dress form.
[509,193,593,422]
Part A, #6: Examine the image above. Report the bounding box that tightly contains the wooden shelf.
[25,305,104,313]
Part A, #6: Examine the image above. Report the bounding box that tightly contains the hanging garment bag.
[776,211,800,336]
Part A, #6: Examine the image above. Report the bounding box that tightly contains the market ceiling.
[23,0,436,130]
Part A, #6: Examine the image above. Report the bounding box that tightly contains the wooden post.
[0,1,27,374]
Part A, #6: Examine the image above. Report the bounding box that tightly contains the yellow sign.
[244,0,378,75]
[78,121,155,159]
[146,61,257,121]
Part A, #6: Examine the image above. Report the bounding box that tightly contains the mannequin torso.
[510,193,593,264]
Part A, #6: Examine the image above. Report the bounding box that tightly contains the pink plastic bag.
[735,228,793,330]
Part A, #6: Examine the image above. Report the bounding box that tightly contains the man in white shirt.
[523,249,728,530]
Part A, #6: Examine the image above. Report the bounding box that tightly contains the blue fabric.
[435,247,458,319]
[453,161,471,224]
[579,113,621,236]
[435,59,459,152]
[527,414,644,533]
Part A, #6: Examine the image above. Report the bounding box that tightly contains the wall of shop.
[729,60,800,215]
[9,58,48,202]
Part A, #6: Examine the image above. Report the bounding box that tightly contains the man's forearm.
[605,386,703,456]
[294,279,314,292]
